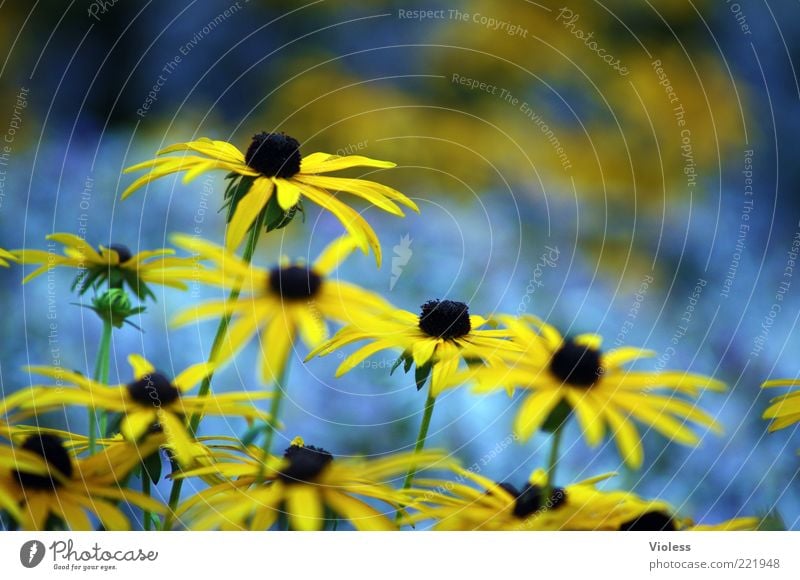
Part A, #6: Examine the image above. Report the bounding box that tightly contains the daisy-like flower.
[169,233,391,382]
[309,299,522,397]
[616,508,758,531]
[405,467,758,531]
[403,467,659,531]
[761,378,800,433]
[174,437,455,531]
[7,233,200,299]
[122,134,417,263]
[0,433,164,530]
[8,355,273,467]
[471,315,725,469]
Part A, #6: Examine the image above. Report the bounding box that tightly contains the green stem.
[543,419,566,500]
[142,473,152,531]
[260,358,290,461]
[401,394,437,491]
[163,215,264,530]
[395,394,437,526]
[88,318,113,454]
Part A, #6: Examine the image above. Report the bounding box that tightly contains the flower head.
[169,234,391,383]
[0,433,164,530]
[471,316,725,468]
[404,468,655,531]
[8,355,273,467]
[7,233,200,300]
[309,299,522,397]
[122,135,418,264]
[404,467,758,531]
[174,436,455,531]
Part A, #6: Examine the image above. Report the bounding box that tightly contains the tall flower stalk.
[164,209,266,529]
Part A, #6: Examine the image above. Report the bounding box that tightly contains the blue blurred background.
[0,0,799,529]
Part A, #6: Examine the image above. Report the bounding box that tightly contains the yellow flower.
[122,135,417,264]
[0,433,164,530]
[617,508,759,531]
[404,467,657,531]
[8,355,273,467]
[174,436,455,531]
[761,378,800,432]
[404,467,758,531]
[309,299,522,397]
[7,233,200,299]
[471,315,725,469]
[169,234,391,383]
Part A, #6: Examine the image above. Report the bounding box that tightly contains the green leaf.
[142,451,163,485]
[541,398,572,433]
[415,361,433,391]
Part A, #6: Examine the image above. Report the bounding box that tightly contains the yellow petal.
[323,490,396,531]
[514,390,563,441]
[128,354,156,379]
[313,234,359,276]
[285,485,324,531]
[274,178,302,209]
[173,362,215,392]
[225,178,274,251]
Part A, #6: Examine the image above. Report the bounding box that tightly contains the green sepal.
[390,350,414,376]
[141,451,163,485]
[222,175,257,223]
[263,193,302,233]
[415,361,433,391]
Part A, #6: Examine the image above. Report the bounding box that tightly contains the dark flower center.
[245,132,302,178]
[549,339,603,387]
[269,266,323,300]
[496,482,567,518]
[127,372,181,406]
[418,299,471,339]
[14,434,74,490]
[279,444,334,483]
[108,243,132,263]
[619,511,678,531]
